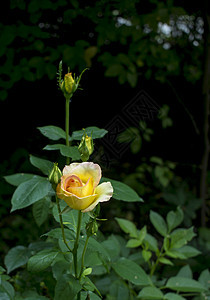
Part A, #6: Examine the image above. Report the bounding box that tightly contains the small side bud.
[86,219,98,237]
[48,163,62,190]
[78,132,94,162]
[82,267,92,277]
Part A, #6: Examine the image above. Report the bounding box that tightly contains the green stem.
[73,210,83,278]
[55,196,72,252]
[78,235,89,280]
[77,292,81,300]
[150,246,164,276]
[65,98,70,164]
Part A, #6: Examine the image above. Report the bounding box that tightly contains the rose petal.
[63,163,80,175]
[56,183,96,210]
[81,182,113,212]
[66,177,94,198]
[64,175,83,190]
[67,162,101,188]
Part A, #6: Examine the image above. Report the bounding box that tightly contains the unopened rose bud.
[78,133,94,162]
[61,72,76,99]
[57,62,88,101]
[49,163,62,190]
[64,73,75,94]
[85,135,94,155]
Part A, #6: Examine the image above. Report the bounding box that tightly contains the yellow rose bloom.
[56,162,113,212]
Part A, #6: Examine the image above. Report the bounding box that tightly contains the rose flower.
[56,162,113,212]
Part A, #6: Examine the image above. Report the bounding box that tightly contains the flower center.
[65,175,83,192]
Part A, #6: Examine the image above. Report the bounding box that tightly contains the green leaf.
[11,177,52,212]
[118,127,141,154]
[150,156,163,165]
[166,207,184,233]
[102,177,143,202]
[32,197,51,227]
[4,246,31,274]
[115,217,138,238]
[164,293,186,300]
[165,250,186,259]
[138,286,163,299]
[54,274,82,300]
[176,246,201,258]
[177,265,192,279]
[0,281,15,300]
[142,250,152,262]
[42,228,75,241]
[88,292,102,300]
[109,279,130,300]
[44,144,80,160]
[27,249,60,272]
[159,257,173,266]
[127,72,137,87]
[150,210,167,237]
[166,245,200,260]
[126,239,142,248]
[105,64,124,77]
[118,127,139,144]
[29,155,54,176]
[85,237,111,262]
[18,291,48,299]
[112,258,152,286]
[59,145,80,160]
[28,241,53,252]
[52,260,70,281]
[170,227,196,249]
[154,165,165,179]
[163,236,170,251]
[144,234,158,252]
[37,125,67,141]
[199,269,210,290]
[4,173,35,186]
[82,277,101,297]
[166,276,207,292]
[101,235,121,260]
[0,292,9,300]
[0,266,6,274]
[138,226,147,244]
[71,126,108,140]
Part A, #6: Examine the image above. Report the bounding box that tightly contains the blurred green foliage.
[0,0,203,100]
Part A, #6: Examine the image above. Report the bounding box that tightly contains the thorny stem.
[55,195,72,252]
